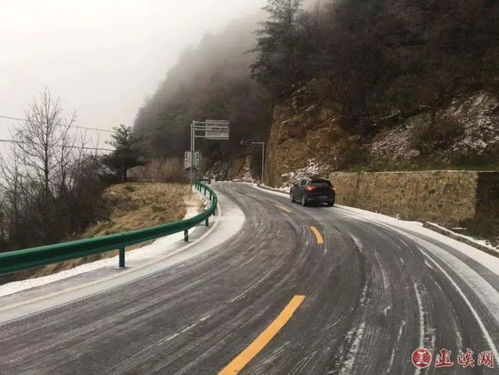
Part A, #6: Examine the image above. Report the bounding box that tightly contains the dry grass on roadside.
[131,158,187,183]
[0,183,202,284]
[83,183,193,237]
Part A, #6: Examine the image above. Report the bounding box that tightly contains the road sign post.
[184,151,200,170]
[184,151,192,170]
[194,151,201,169]
[189,120,230,189]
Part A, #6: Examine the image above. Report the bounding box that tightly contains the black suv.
[290,177,335,207]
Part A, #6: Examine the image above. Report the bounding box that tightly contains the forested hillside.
[134,14,272,163]
[134,0,499,179]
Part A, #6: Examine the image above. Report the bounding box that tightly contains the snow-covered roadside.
[258,183,289,194]
[423,222,498,257]
[254,183,290,197]
[334,205,499,271]
[253,183,499,271]
[0,191,208,298]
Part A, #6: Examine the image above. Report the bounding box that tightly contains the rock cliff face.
[228,155,255,182]
[266,83,354,187]
[265,86,499,187]
[204,155,256,182]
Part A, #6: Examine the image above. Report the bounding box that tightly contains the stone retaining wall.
[328,170,499,227]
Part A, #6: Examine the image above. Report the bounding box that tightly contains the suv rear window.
[310,181,331,188]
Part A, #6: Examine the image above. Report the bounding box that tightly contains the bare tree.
[13,88,77,200]
[0,89,108,252]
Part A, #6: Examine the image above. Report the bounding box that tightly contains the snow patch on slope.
[279,159,331,189]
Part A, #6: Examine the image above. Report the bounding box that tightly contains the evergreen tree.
[103,125,144,182]
[251,0,305,98]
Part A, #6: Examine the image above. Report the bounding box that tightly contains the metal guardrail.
[0,181,217,275]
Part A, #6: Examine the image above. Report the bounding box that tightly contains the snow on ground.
[254,184,289,196]
[0,191,208,298]
[279,159,331,189]
[254,184,499,274]
[231,170,256,183]
[370,90,499,163]
[241,169,256,183]
[259,184,289,194]
[334,205,499,272]
[428,222,498,251]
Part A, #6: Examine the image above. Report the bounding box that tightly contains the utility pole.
[240,139,266,184]
[190,121,195,189]
[255,142,265,184]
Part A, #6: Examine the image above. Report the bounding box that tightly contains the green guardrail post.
[119,246,125,268]
[0,181,218,275]
[205,217,209,226]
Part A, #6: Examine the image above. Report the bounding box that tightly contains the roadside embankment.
[329,170,499,247]
[0,183,203,284]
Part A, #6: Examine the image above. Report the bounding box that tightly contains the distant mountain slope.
[133,13,272,162]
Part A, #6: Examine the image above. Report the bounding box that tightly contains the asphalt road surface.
[0,183,498,374]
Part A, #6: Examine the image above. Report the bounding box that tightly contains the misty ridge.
[133,0,499,171]
[133,11,271,161]
[133,0,323,159]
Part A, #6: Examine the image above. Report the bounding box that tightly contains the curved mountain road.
[0,182,498,374]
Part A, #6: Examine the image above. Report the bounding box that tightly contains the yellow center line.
[310,226,324,244]
[218,295,306,375]
[274,203,292,213]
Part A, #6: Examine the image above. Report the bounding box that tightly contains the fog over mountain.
[0,0,266,153]
[133,12,272,161]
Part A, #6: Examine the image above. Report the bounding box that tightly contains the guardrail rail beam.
[0,181,217,275]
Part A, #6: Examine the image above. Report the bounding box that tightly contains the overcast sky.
[0,0,265,150]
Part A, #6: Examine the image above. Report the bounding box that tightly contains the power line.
[0,115,25,121]
[0,139,114,152]
[0,115,115,134]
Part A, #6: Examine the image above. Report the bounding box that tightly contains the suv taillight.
[305,186,317,192]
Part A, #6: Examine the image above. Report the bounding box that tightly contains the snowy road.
[0,182,498,374]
